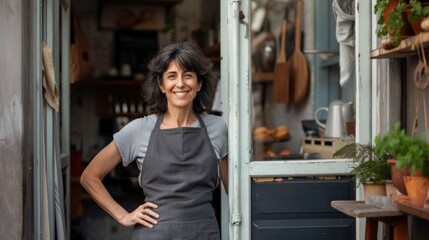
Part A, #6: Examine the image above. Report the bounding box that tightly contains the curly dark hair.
[143,41,218,114]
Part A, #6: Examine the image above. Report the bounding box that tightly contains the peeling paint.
[0,95,23,144]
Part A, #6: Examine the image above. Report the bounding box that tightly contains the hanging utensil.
[414,35,429,90]
[280,3,299,61]
[254,17,276,72]
[273,19,290,103]
[289,0,308,103]
[412,36,429,141]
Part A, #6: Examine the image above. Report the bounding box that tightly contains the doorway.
[69,1,221,239]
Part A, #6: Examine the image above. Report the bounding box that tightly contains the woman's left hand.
[119,202,159,228]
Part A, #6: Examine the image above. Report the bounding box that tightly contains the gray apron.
[132,114,220,240]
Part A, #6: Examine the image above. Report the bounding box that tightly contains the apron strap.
[155,113,206,129]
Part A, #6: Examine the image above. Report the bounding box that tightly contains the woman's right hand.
[119,202,159,228]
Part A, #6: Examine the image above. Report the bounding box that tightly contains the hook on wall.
[239,11,249,38]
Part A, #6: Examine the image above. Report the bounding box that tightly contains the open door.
[220,0,252,239]
[220,0,373,239]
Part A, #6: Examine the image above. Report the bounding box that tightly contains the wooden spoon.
[273,19,290,103]
[289,0,308,103]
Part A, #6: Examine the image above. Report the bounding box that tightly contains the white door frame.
[221,1,374,239]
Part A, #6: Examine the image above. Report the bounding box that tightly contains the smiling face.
[159,60,202,112]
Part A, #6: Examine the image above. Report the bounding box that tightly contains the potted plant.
[374,122,410,195]
[375,122,429,206]
[375,0,413,49]
[407,0,429,34]
[334,143,391,202]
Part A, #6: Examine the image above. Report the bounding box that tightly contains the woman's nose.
[176,77,185,87]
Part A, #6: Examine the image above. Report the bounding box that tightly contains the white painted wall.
[0,0,24,238]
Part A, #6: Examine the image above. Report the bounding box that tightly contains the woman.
[80,41,228,239]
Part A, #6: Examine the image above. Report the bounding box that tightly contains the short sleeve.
[203,114,228,159]
[220,119,228,158]
[113,119,142,167]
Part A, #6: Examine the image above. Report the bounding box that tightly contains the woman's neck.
[162,108,197,128]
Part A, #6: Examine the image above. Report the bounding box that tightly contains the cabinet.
[72,42,223,119]
[252,176,356,240]
[73,79,148,117]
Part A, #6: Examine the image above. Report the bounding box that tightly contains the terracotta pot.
[387,159,409,195]
[384,179,398,198]
[404,176,429,207]
[384,1,414,36]
[364,182,386,203]
[406,3,429,34]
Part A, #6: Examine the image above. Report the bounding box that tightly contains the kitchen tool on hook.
[273,19,290,103]
[414,35,429,90]
[411,80,429,141]
[412,35,429,141]
[289,0,308,103]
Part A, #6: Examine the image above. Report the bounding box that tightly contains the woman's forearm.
[80,141,129,223]
[80,172,128,222]
[220,156,228,194]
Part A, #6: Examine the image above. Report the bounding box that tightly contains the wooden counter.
[396,201,429,221]
[331,200,403,218]
[331,200,408,240]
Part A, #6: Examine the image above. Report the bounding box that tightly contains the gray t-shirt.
[113,113,228,182]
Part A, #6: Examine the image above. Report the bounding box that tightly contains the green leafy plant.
[408,0,429,23]
[374,122,429,176]
[374,0,408,47]
[374,0,390,27]
[334,143,391,186]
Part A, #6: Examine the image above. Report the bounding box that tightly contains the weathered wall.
[0,0,24,239]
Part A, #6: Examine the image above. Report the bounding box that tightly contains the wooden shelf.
[104,0,183,5]
[320,55,339,67]
[72,79,143,86]
[204,43,221,63]
[96,112,147,118]
[204,43,220,55]
[370,32,429,59]
[253,136,290,144]
[72,78,148,117]
[252,72,274,83]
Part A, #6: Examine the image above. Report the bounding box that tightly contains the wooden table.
[396,201,429,221]
[331,200,408,240]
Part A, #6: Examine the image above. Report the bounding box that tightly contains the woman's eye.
[184,73,193,79]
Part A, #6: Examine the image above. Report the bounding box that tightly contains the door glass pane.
[250,0,355,161]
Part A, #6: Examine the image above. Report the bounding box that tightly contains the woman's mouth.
[174,91,189,97]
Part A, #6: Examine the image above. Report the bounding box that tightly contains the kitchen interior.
[69,0,358,239]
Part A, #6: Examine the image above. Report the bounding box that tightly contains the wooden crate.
[302,138,355,159]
